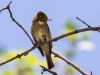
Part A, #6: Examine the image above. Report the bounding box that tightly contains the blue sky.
[0,0,100,75]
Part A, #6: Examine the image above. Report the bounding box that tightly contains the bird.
[31,11,54,69]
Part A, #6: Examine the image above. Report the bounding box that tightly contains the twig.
[0,1,34,45]
[0,1,12,12]
[52,51,92,75]
[40,65,57,75]
[76,17,100,33]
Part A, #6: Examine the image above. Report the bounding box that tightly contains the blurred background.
[0,0,100,75]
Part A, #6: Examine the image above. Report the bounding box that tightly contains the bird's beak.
[48,18,52,21]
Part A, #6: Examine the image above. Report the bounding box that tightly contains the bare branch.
[76,17,100,33]
[52,51,92,75]
[0,1,34,45]
[40,65,57,75]
[0,47,34,66]
[0,1,12,12]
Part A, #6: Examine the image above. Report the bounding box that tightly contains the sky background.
[0,0,100,75]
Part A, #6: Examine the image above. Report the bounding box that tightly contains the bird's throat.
[38,21,44,25]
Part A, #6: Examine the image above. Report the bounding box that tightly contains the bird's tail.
[46,55,54,69]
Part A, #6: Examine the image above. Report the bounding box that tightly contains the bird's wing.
[46,24,52,54]
[31,26,44,56]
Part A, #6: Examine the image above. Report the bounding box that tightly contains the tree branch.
[76,17,100,33]
[0,1,12,12]
[52,51,92,75]
[0,1,34,45]
[40,65,57,75]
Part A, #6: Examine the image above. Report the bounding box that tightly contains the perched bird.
[31,11,54,69]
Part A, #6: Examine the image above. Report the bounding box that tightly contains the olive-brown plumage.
[31,11,54,69]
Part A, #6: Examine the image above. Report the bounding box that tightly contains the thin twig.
[0,1,12,12]
[40,65,57,75]
[76,17,100,33]
[0,1,34,45]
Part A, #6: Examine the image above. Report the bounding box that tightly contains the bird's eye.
[40,16,44,19]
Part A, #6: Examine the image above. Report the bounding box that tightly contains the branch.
[19,26,100,55]
[0,1,34,45]
[76,17,100,33]
[40,65,57,75]
[0,1,12,12]
[0,46,34,66]
[52,51,92,75]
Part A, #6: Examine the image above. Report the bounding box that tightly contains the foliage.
[64,21,90,75]
[0,49,59,75]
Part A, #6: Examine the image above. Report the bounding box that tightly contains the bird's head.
[33,11,51,23]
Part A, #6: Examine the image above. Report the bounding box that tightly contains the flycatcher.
[31,11,54,69]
